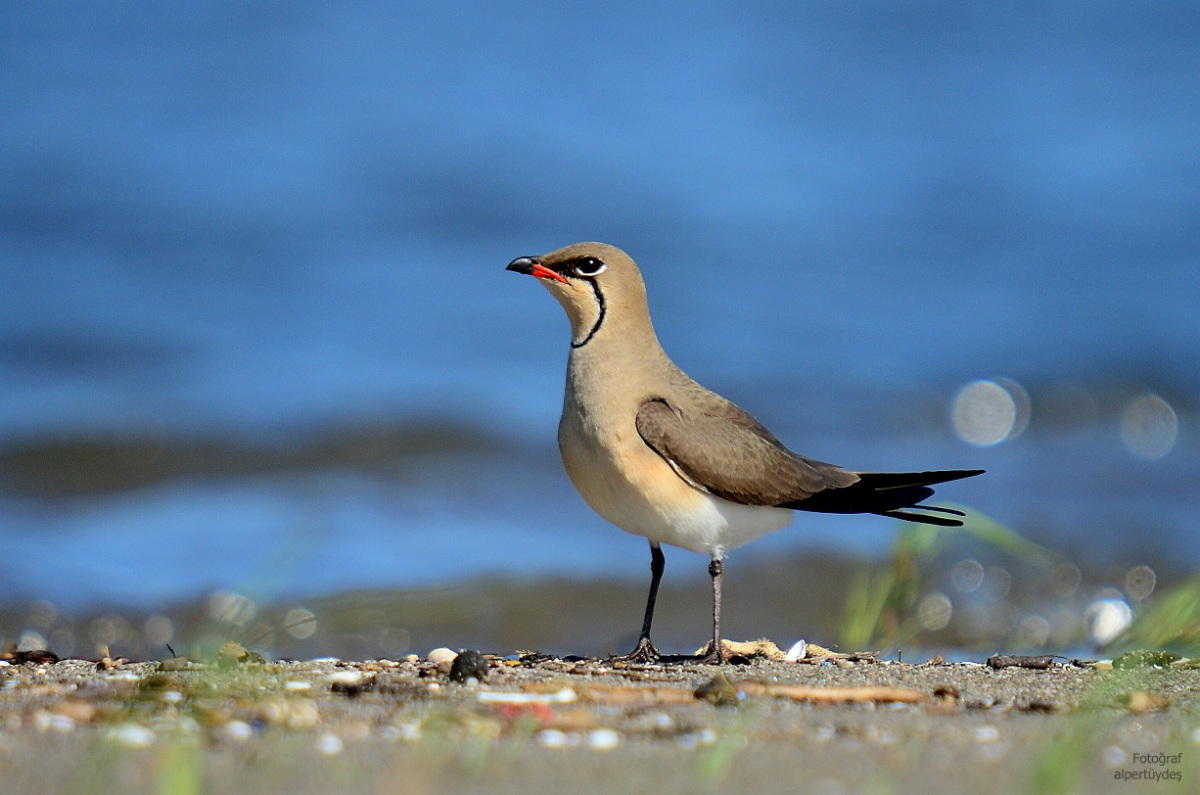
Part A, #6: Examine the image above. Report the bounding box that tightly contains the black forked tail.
[781,469,983,527]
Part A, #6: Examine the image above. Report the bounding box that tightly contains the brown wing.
[635,397,859,506]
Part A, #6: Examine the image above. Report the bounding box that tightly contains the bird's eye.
[572,257,607,277]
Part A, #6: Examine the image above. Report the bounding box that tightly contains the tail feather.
[780,469,983,526]
[880,508,966,527]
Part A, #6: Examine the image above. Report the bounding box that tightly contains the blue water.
[2,2,1198,610]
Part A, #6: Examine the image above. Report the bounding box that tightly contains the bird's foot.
[694,641,727,665]
[612,637,661,664]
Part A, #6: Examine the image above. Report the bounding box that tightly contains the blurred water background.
[2,2,1197,660]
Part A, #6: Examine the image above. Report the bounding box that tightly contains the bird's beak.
[506,256,569,284]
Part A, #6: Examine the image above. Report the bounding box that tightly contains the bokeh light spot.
[285,607,318,640]
[1086,596,1132,647]
[951,559,984,593]
[1124,565,1157,601]
[17,631,47,651]
[144,614,174,646]
[918,592,953,631]
[379,627,412,658]
[982,566,1012,601]
[207,590,257,626]
[952,379,1027,446]
[1051,563,1082,597]
[89,614,131,649]
[29,600,57,630]
[1017,615,1050,648]
[1119,393,1178,460]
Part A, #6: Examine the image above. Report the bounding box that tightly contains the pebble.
[449,649,489,683]
[316,733,344,756]
[812,725,836,742]
[428,647,457,673]
[678,729,717,750]
[284,680,312,691]
[176,717,202,735]
[108,723,156,748]
[217,720,254,742]
[586,728,621,751]
[536,729,572,749]
[973,726,1000,743]
[323,670,364,686]
[32,711,75,733]
[381,722,422,742]
[476,687,576,704]
[50,698,96,724]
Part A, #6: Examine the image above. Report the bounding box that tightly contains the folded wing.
[635,398,982,527]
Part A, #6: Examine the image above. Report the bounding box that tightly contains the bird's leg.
[696,554,726,664]
[615,542,664,663]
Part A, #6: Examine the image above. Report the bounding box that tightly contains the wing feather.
[635,398,858,506]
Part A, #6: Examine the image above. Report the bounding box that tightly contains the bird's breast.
[556,402,791,554]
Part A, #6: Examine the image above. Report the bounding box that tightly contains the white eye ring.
[574,258,607,277]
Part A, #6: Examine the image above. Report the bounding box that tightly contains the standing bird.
[507,242,982,663]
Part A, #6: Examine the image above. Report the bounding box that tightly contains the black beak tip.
[506,256,537,274]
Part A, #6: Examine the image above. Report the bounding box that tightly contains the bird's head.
[507,242,649,349]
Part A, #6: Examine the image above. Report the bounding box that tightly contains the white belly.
[637,491,794,554]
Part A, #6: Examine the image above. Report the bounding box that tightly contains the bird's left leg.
[696,554,726,664]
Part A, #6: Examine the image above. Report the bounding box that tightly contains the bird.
[506,242,983,663]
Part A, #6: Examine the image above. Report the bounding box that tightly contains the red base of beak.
[530,263,568,284]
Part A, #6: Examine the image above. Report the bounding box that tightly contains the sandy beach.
[2,647,1197,794]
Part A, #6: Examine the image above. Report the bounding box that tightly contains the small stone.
[323,670,364,686]
[537,729,570,748]
[216,641,265,667]
[217,720,254,742]
[428,647,456,663]
[50,698,97,724]
[679,728,717,749]
[316,733,344,756]
[287,700,320,730]
[32,711,75,733]
[284,680,312,691]
[1127,691,1172,713]
[587,728,621,751]
[973,726,1000,743]
[108,724,155,748]
[694,672,741,707]
[428,647,457,673]
[449,650,489,683]
[388,722,422,741]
